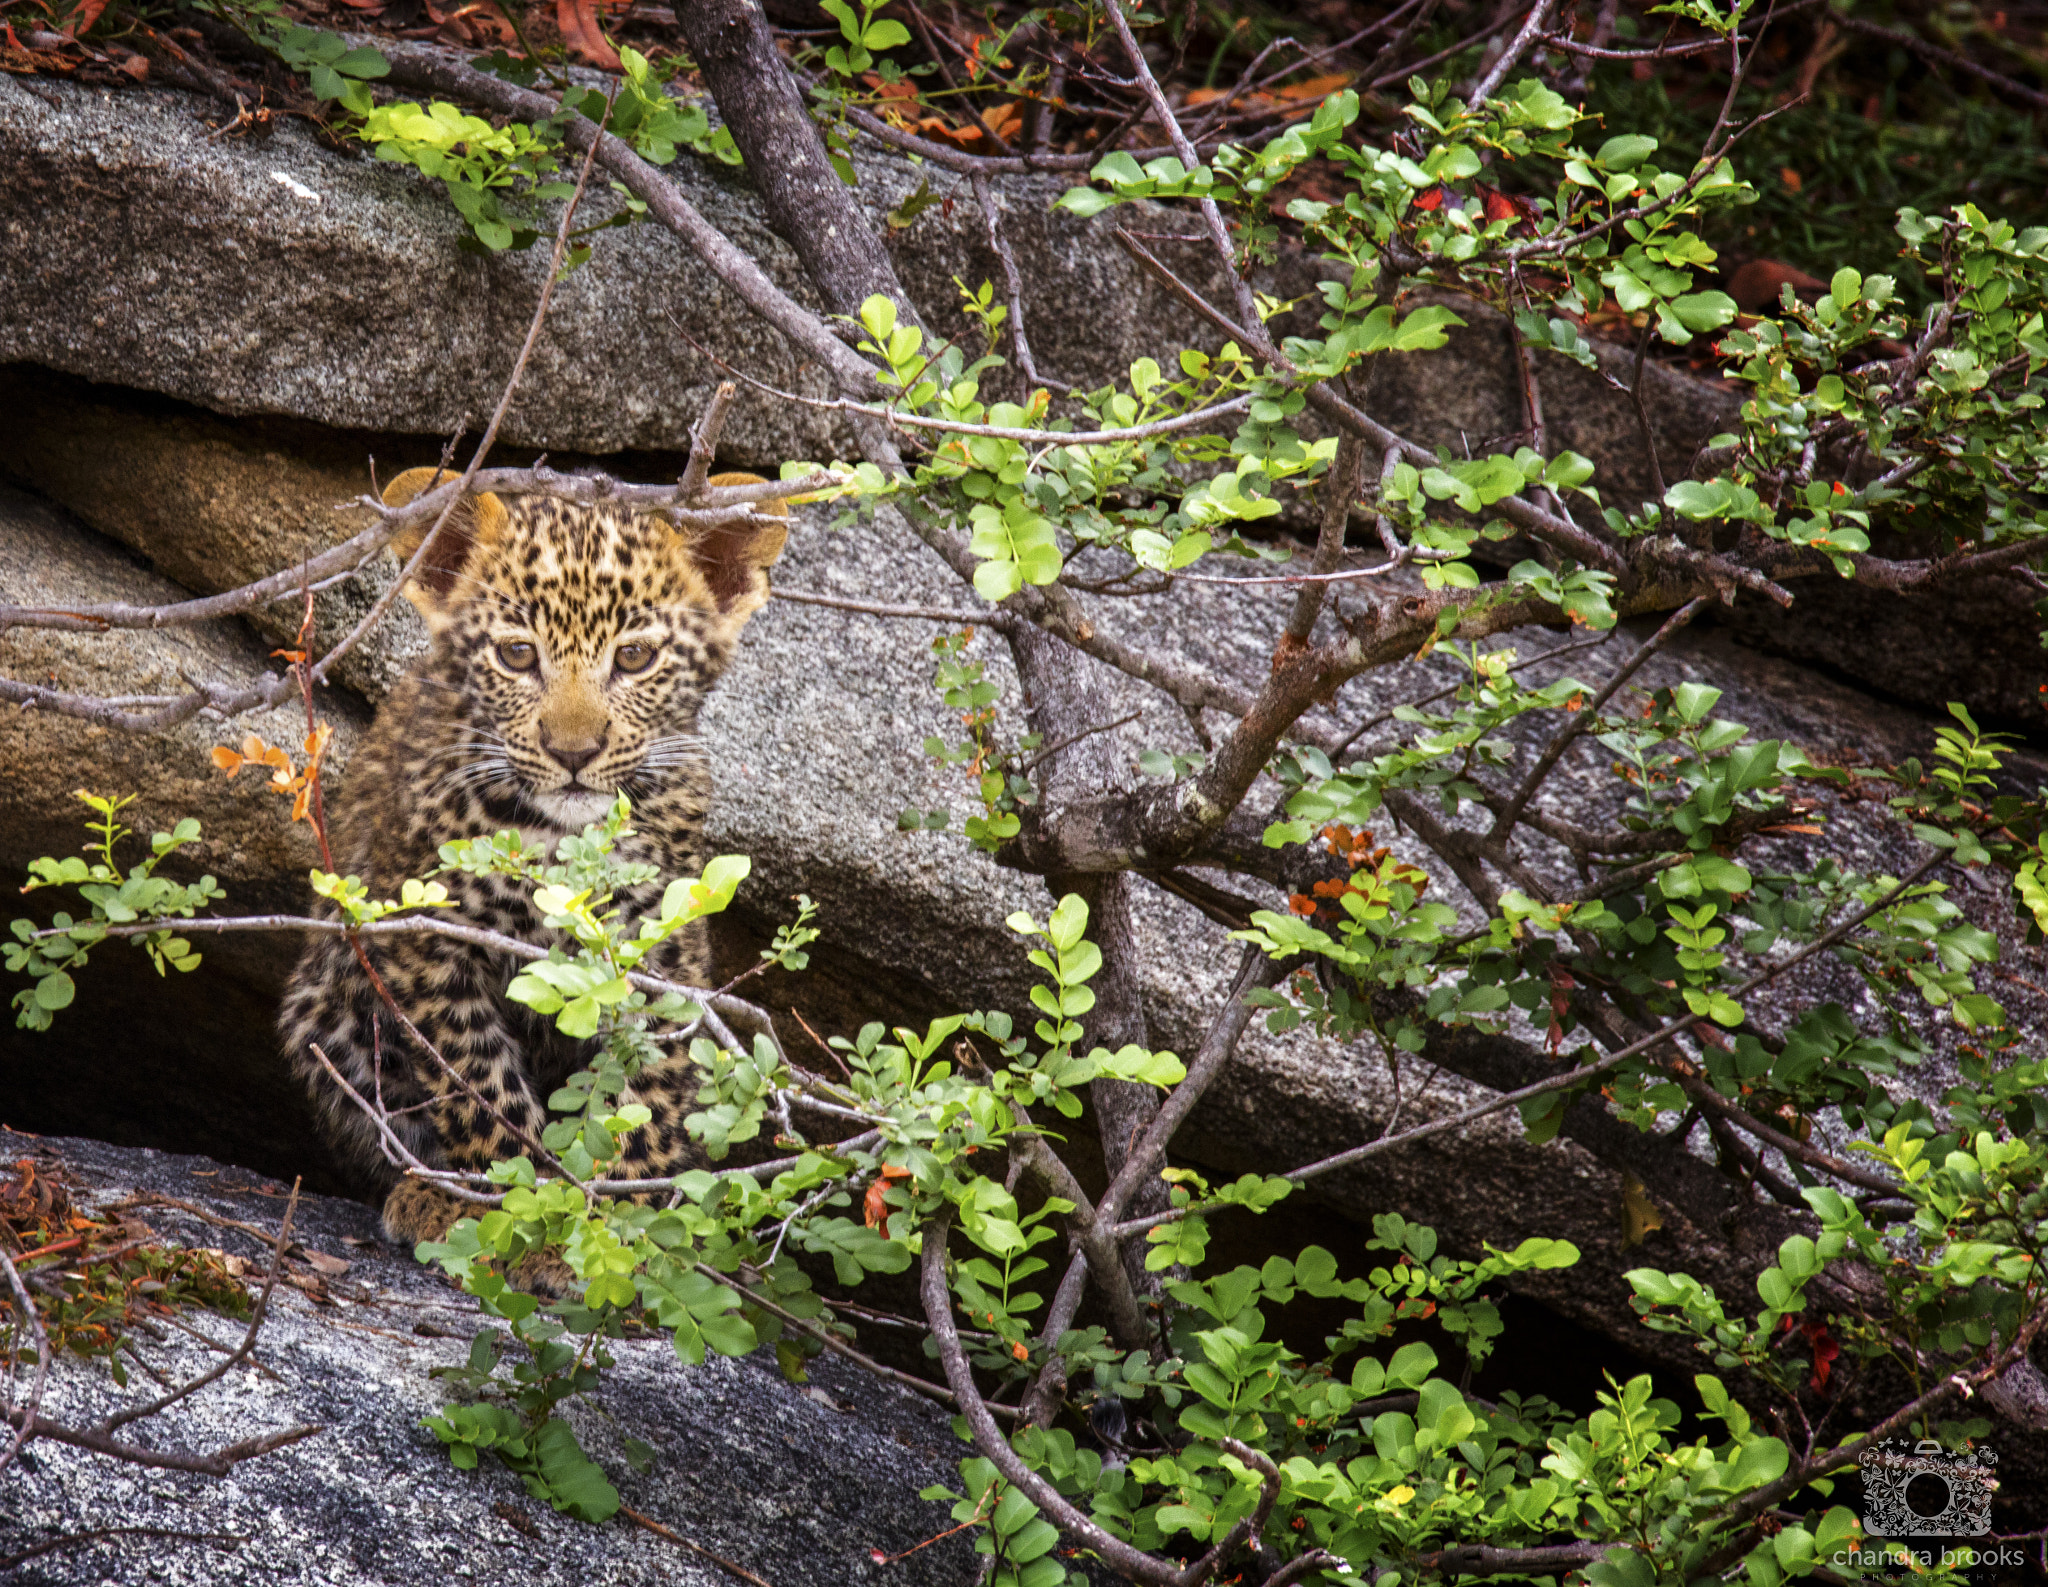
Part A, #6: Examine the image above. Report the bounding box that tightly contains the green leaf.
[1667,290,1737,332]
[333,46,390,78]
[699,1311,759,1356]
[1389,305,1465,351]
[529,1417,621,1522]
[1669,681,1722,724]
[1728,1436,1790,1490]
[32,972,75,1011]
[1595,133,1657,170]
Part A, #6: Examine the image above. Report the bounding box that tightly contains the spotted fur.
[279,469,785,1254]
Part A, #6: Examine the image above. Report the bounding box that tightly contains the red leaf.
[1475,183,1537,226]
[1801,1318,1840,1392]
[1412,186,1446,212]
[60,0,110,39]
[555,0,620,69]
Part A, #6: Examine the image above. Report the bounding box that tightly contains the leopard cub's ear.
[379,467,510,625]
[685,470,791,626]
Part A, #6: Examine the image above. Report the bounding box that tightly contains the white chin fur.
[530,788,617,828]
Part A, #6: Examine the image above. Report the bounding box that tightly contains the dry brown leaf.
[556,0,620,70]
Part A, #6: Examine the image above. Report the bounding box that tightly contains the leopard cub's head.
[378,468,788,830]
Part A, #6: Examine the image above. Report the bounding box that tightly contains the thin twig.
[99,1180,300,1434]
[1016,711,1143,775]
[0,1527,249,1573]
[1491,596,1708,840]
[306,83,619,695]
[1830,6,2048,113]
[620,1506,776,1587]
[971,173,1063,394]
[771,588,1011,627]
[1469,0,1560,106]
[0,1250,51,1476]
[1102,0,1262,332]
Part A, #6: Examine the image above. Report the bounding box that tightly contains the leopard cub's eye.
[613,642,658,675]
[495,640,539,673]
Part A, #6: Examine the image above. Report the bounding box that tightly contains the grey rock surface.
[1712,536,2048,729]
[9,71,2037,728]
[0,74,1737,512]
[0,1129,981,1587]
[0,486,364,1188]
[0,73,1234,465]
[0,368,428,706]
[2,67,2042,1415]
[12,459,2046,1370]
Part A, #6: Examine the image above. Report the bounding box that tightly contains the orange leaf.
[1273,72,1354,102]
[1287,893,1317,917]
[60,0,110,39]
[862,1165,913,1232]
[556,0,620,69]
[1010,1339,1028,1362]
[211,746,245,774]
[1412,186,1446,212]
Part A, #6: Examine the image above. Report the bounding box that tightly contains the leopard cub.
[279,467,786,1252]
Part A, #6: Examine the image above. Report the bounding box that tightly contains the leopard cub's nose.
[540,726,605,776]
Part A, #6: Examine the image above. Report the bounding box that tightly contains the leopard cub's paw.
[508,1249,579,1298]
[381,1178,469,1249]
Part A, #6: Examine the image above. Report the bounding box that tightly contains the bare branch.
[619,1505,778,1587]
[1016,711,1143,776]
[1414,1539,1605,1576]
[1098,948,1282,1227]
[1829,5,2048,113]
[679,380,739,504]
[676,0,920,327]
[1490,596,1709,841]
[1672,1069,1912,1198]
[1469,0,1561,107]
[972,174,1064,395]
[1282,434,1370,645]
[3,1183,322,1479]
[771,587,1013,627]
[1102,0,1262,332]
[99,1180,301,1434]
[0,1250,51,1477]
[0,518,395,635]
[0,1526,249,1574]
